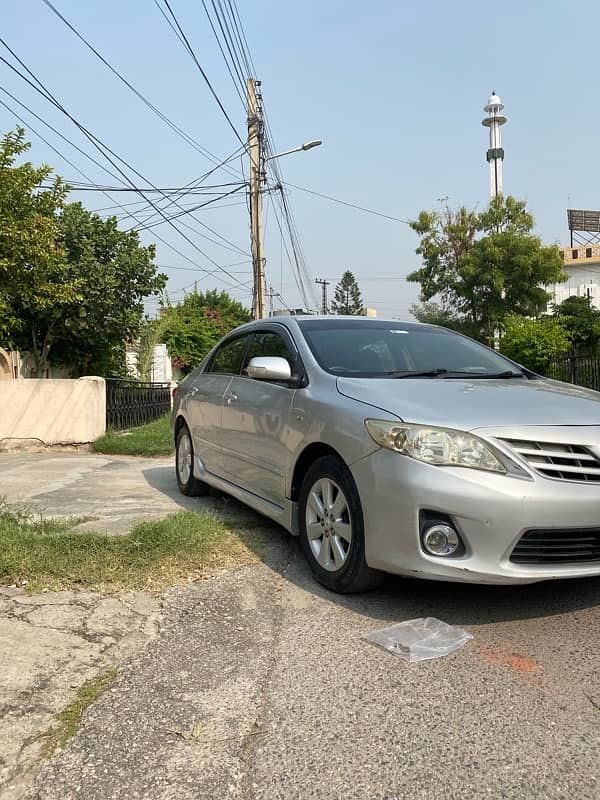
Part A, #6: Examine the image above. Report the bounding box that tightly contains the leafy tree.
[499,314,571,373]
[160,288,250,374]
[0,127,80,373]
[410,301,480,337]
[45,202,166,376]
[331,271,364,315]
[408,196,565,344]
[553,295,600,352]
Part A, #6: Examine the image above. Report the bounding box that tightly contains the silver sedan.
[172,316,600,593]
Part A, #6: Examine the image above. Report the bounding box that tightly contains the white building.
[550,211,600,310]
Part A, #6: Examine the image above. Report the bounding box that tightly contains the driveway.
[1,453,599,799]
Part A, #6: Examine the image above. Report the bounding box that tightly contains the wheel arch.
[174,414,188,443]
[289,442,347,502]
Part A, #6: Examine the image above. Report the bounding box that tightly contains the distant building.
[551,244,600,309]
[550,211,600,310]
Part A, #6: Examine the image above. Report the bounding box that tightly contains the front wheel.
[176,425,211,497]
[298,455,384,593]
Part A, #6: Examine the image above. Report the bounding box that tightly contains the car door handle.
[224,392,238,405]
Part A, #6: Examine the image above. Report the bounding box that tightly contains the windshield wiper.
[386,369,449,378]
[385,368,525,379]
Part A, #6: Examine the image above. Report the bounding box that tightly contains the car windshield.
[298,319,523,378]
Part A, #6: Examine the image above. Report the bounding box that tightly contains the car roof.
[232,315,427,333]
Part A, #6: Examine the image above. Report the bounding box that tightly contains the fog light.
[422,524,460,557]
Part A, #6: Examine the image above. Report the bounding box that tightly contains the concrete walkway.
[0,453,206,534]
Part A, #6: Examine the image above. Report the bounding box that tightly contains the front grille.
[500,438,600,482]
[511,528,600,564]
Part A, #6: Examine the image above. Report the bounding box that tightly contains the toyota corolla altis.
[172,316,600,593]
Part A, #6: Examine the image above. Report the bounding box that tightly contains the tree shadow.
[142,464,600,627]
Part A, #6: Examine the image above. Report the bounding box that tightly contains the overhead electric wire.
[0,42,252,290]
[40,0,243,177]
[0,86,246,255]
[211,0,247,95]
[0,85,124,184]
[130,185,246,232]
[201,0,246,108]
[157,0,246,147]
[224,0,254,77]
[283,182,410,224]
[230,0,258,76]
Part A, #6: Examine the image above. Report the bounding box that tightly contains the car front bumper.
[351,448,600,584]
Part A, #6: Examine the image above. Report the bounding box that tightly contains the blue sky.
[2,0,599,317]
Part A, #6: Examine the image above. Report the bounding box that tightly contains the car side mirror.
[246,356,292,381]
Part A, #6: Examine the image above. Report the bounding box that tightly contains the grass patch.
[42,668,117,757]
[91,414,173,457]
[0,504,264,592]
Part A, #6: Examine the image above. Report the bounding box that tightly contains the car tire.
[299,455,384,593]
[175,425,211,497]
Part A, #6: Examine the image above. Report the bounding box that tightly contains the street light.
[265,140,323,162]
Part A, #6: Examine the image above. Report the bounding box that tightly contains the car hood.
[336,376,600,430]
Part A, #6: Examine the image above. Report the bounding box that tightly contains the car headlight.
[364,420,506,474]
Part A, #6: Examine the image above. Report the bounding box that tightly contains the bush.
[499,315,571,373]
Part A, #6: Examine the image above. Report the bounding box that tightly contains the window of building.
[586,248,593,258]
[572,249,579,259]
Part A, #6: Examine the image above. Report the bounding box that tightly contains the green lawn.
[91,414,173,457]
[0,503,261,592]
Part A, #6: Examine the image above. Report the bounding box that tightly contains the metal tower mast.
[482,91,507,198]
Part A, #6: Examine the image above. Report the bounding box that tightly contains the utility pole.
[315,278,329,314]
[267,285,280,317]
[247,78,266,319]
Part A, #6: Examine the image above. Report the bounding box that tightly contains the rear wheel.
[176,425,211,497]
[299,455,384,593]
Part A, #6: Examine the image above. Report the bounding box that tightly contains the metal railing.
[105,378,171,430]
[544,353,600,392]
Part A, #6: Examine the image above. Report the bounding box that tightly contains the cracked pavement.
[1,453,600,799]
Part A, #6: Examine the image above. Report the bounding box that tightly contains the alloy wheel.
[177,431,192,484]
[305,477,353,572]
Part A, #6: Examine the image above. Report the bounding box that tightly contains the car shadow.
[142,464,600,627]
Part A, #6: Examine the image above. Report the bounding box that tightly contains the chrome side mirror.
[246,356,292,381]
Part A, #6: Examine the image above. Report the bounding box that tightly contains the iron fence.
[544,353,600,392]
[105,378,171,430]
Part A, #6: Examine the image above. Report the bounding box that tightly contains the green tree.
[410,301,480,337]
[45,202,166,376]
[553,295,600,352]
[499,314,571,373]
[331,271,364,315]
[408,196,565,344]
[160,288,250,374]
[0,127,80,373]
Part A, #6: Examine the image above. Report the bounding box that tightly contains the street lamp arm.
[265,140,322,162]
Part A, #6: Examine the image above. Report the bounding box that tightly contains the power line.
[0,41,251,290]
[283,182,410,225]
[157,0,246,147]
[50,181,245,193]
[40,0,242,177]
[201,0,246,108]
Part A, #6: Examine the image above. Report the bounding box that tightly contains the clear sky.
[2,0,599,318]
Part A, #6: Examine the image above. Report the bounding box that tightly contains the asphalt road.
[27,524,600,799]
[2,453,598,799]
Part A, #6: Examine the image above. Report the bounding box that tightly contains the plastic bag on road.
[363,617,472,663]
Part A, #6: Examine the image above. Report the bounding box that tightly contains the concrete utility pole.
[247,78,266,319]
[315,278,329,314]
[267,285,280,316]
[482,90,507,198]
